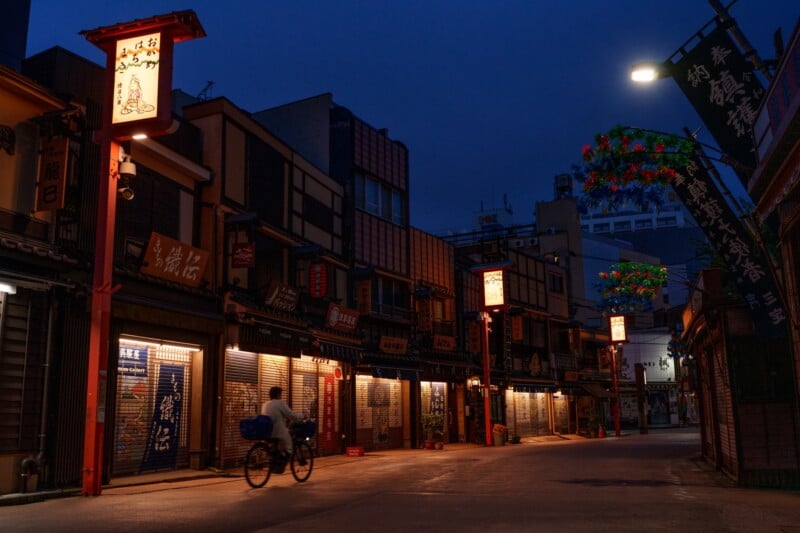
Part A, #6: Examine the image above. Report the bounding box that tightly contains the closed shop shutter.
[552,395,570,434]
[221,351,290,468]
[221,349,260,469]
[291,357,340,455]
[355,376,403,449]
[114,340,195,476]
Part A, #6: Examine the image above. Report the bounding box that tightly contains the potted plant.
[421,413,444,450]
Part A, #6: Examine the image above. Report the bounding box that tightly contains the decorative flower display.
[492,424,508,434]
[573,126,695,213]
[596,262,667,313]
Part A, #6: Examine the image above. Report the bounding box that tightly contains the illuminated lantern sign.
[609,314,628,344]
[81,10,206,141]
[482,270,505,308]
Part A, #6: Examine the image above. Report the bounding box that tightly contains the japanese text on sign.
[140,232,209,287]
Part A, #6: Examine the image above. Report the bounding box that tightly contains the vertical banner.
[672,159,788,339]
[35,137,69,212]
[322,375,335,450]
[671,23,765,186]
[141,364,184,472]
[429,383,445,415]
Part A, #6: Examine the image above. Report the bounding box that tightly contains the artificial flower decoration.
[596,262,667,313]
[573,126,695,213]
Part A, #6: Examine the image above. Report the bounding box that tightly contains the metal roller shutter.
[114,340,194,476]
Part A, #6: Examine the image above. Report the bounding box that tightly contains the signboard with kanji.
[140,231,209,287]
[35,137,69,212]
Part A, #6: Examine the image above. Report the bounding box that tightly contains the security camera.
[119,155,136,180]
[118,186,135,201]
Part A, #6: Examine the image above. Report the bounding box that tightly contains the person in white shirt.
[260,386,302,456]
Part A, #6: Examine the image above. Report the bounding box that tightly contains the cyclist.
[260,386,303,458]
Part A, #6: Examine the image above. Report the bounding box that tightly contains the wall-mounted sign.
[35,137,69,212]
[119,345,148,376]
[379,336,408,355]
[140,231,209,287]
[231,242,255,268]
[325,303,359,333]
[264,282,299,312]
[433,335,456,352]
[309,262,328,298]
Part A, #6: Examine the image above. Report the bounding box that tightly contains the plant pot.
[434,442,443,450]
[423,439,435,450]
[510,435,521,444]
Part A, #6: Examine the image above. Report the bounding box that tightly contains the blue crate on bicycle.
[239,415,273,440]
[291,420,316,440]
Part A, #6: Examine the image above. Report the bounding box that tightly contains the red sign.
[511,315,523,341]
[140,232,209,287]
[231,242,255,268]
[309,262,328,298]
[379,336,408,355]
[325,303,359,333]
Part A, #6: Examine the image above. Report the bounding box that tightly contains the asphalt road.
[2,428,799,532]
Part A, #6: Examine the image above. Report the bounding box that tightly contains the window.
[657,216,677,227]
[548,273,564,294]
[635,218,652,229]
[353,173,406,225]
[593,223,610,233]
[614,221,631,231]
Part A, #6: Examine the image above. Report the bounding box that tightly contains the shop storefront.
[506,388,552,437]
[113,336,203,476]
[354,374,409,450]
[221,348,346,469]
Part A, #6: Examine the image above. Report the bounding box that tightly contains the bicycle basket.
[239,415,273,440]
[291,420,316,440]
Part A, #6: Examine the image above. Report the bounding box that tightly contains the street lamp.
[79,11,205,497]
[630,61,668,83]
[608,314,628,437]
[473,261,511,446]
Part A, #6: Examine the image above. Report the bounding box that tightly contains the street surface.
[2,428,799,532]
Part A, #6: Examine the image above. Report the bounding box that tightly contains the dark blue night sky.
[26,1,799,234]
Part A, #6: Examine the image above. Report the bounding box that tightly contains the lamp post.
[79,11,205,496]
[473,262,511,446]
[608,314,628,437]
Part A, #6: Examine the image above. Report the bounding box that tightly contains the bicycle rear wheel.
[290,441,313,482]
[244,442,271,488]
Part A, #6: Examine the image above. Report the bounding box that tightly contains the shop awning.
[316,340,362,363]
[238,322,314,357]
[510,381,558,393]
[368,365,421,381]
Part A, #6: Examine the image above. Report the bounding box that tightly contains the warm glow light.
[0,282,16,294]
[631,66,657,82]
[482,270,505,307]
[112,32,162,125]
[132,133,148,140]
[609,314,627,343]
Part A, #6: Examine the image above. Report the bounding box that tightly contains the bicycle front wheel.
[244,442,271,488]
[290,441,314,482]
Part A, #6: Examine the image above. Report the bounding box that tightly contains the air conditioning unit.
[529,237,538,246]
[513,239,524,248]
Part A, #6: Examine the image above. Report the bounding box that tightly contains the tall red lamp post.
[79,11,205,496]
[473,262,511,446]
[608,314,628,437]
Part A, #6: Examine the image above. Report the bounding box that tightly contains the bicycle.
[240,415,316,488]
